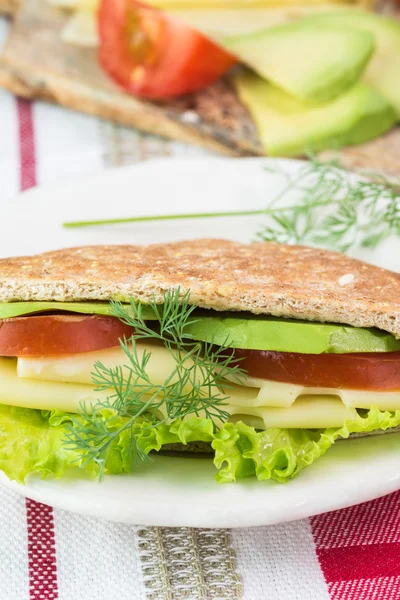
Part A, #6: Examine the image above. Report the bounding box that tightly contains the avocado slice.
[334,83,397,146]
[185,314,400,354]
[234,72,397,156]
[0,301,157,320]
[3,302,399,354]
[304,11,400,117]
[224,21,374,103]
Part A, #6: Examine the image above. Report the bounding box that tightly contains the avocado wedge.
[185,314,400,354]
[303,11,400,117]
[0,301,157,320]
[2,301,400,354]
[234,72,396,156]
[224,21,374,103]
[335,83,398,147]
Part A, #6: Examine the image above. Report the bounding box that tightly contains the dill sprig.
[62,157,400,254]
[64,289,245,478]
[257,157,400,252]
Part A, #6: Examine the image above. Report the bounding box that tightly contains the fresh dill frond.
[257,157,400,252]
[62,157,400,255]
[64,289,245,478]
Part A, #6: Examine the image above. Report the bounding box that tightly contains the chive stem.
[63,209,270,228]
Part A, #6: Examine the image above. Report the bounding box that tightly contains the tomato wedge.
[234,349,400,391]
[0,315,135,356]
[98,0,237,98]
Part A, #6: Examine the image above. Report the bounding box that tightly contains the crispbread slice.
[157,425,400,456]
[1,239,399,337]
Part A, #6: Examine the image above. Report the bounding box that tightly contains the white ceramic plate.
[1,157,399,527]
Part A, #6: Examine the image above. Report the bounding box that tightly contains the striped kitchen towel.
[0,487,399,599]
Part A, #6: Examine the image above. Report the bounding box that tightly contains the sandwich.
[0,238,399,484]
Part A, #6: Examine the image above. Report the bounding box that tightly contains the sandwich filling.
[0,238,399,484]
[0,298,400,484]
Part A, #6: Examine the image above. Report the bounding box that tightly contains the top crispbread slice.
[0,239,399,337]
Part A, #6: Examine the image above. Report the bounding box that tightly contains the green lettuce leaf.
[0,404,399,484]
[213,406,400,482]
[0,405,214,483]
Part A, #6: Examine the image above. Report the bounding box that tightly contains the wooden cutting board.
[0,0,399,172]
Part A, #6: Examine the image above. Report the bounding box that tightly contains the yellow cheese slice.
[18,346,400,411]
[0,359,367,428]
[159,393,356,428]
[228,395,357,428]
[0,358,109,413]
[17,344,181,386]
[245,375,400,411]
[17,348,306,408]
[16,348,279,408]
[338,389,400,412]
[146,4,365,42]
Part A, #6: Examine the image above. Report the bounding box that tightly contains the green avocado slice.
[0,301,157,320]
[234,73,396,156]
[2,302,399,354]
[185,314,400,354]
[303,11,400,118]
[224,21,374,104]
[333,83,397,147]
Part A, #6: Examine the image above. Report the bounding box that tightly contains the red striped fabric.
[311,491,400,599]
[17,97,59,599]
[16,98,37,191]
[26,500,58,600]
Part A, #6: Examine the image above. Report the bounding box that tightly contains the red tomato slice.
[0,315,135,357]
[234,349,400,391]
[98,0,237,98]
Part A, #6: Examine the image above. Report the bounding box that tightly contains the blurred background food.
[53,0,375,47]
[0,0,398,164]
[51,0,400,156]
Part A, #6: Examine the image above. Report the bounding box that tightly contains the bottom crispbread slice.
[157,425,400,457]
[346,424,400,438]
